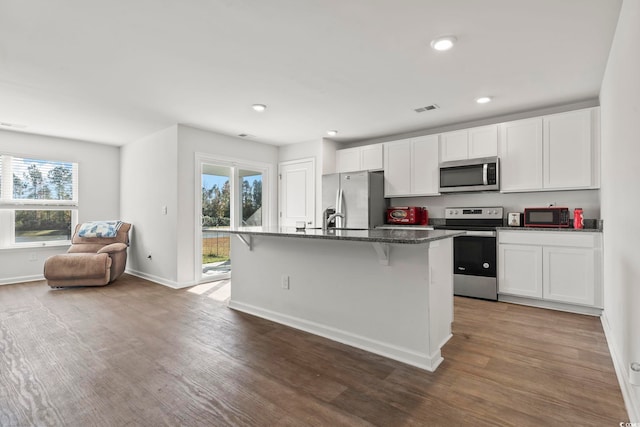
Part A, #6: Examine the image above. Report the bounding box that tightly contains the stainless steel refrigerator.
[321,171,388,229]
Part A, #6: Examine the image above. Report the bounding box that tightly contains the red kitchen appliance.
[524,207,571,228]
[386,206,426,225]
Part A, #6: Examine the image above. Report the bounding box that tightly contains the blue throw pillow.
[78,221,123,238]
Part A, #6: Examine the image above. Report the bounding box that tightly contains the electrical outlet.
[281,275,290,290]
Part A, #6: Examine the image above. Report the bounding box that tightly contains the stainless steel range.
[437,207,503,300]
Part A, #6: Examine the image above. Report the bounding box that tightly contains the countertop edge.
[227,228,465,244]
[496,227,603,233]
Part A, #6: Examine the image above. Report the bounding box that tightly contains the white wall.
[0,130,120,284]
[120,126,179,286]
[600,0,640,420]
[176,125,279,286]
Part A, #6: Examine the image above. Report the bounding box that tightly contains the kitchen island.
[227,226,462,371]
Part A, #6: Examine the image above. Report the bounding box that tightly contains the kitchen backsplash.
[428,216,602,230]
[392,188,600,220]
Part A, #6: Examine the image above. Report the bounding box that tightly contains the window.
[0,154,78,248]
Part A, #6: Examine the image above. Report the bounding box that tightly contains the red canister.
[573,208,584,229]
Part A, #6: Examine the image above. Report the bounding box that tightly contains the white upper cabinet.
[543,108,600,190]
[440,125,498,162]
[499,117,544,192]
[469,125,499,158]
[499,107,600,193]
[384,135,439,197]
[335,147,360,173]
[411,135,440,196]
[439,130,468,162]
[384,140,412,196]
[336,143,383,173]
[360,144,384,171]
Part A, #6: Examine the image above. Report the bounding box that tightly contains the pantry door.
[278,158,315,228]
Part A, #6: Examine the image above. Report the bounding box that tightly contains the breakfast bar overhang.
[227,227,463,371]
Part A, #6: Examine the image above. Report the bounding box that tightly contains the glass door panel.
[239,169,262,226]
[201,165,231,280]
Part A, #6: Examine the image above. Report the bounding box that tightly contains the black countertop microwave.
[439,157,500,193]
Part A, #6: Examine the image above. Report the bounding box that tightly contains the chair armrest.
[97,243,128,254]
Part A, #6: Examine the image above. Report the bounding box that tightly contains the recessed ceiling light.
[430,36,457,51]
[475,96,493,104]
[252,104,267,112]
[327,130,338,136]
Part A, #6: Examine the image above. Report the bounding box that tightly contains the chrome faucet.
[323,209,345,230]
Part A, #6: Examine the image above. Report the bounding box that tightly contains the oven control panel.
[445,207,503,219]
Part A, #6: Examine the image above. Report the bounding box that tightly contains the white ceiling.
[0,0,622,147]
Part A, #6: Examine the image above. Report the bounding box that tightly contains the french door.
[196,155,270,283]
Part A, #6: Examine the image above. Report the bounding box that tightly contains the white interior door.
[279,159,315,227]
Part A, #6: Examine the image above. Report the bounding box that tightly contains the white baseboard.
[601,313,640,422]
[498,294,603,316]
[125,269,195,289]
[228,299,445,372]
[0,274,45,286]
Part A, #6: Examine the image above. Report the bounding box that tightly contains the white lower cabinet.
[543,246,595,306]
[498,231,602,311]
[498,244,543,298]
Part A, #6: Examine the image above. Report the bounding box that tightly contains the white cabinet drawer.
[498,231,598,248]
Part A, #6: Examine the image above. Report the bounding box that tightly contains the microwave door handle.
[482,163,488,185]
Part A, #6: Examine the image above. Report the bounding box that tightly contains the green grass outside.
[203,254,230,264]
[16,229,69,237]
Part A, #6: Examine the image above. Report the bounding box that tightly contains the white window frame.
[0,153,79,249]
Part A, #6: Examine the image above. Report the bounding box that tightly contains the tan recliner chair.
[44,222,131,288]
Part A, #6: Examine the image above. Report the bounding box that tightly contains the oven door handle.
[462,230,496,237]
[482,163,488,185]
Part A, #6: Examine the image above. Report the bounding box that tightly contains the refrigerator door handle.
[336,188,344,228]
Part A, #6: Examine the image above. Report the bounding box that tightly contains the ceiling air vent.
[414,104,439,113]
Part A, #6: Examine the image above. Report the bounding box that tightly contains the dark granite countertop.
[227,226,464,244]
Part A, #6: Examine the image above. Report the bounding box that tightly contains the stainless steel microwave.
[439,157,500,193]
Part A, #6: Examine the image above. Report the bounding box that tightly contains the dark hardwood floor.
[0,274,628,426]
